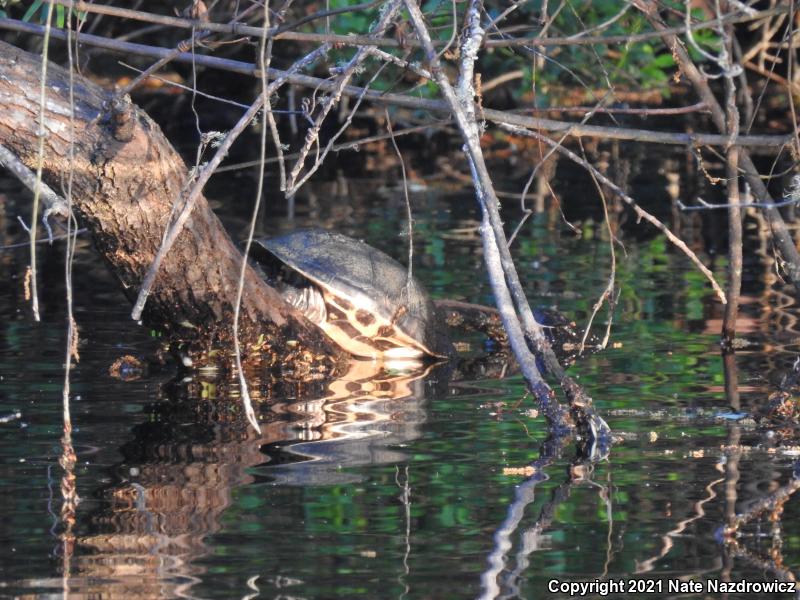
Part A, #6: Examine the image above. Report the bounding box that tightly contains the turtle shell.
[253,229,451,359]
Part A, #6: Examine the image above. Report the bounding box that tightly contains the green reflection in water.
[0,172,798,599]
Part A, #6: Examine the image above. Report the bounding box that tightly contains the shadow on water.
[2,141,800,598]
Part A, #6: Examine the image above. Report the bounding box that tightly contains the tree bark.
[0,40,341,363]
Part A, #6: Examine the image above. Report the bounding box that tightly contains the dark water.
[1,152,799,599]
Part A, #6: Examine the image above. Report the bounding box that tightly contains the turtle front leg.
[282,285,328,325]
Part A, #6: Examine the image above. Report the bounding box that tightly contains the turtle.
[251,229,453,361]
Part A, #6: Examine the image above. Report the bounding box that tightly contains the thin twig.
[0,145,69,218]
[264,56,287,191]
[718,0,743,343]
[233,4,273,435]
[29,2,59,322]
[273,0,383,36]
[58,11,79,590]
[515,101,710,116]
[510,95,611,246]
[289,63,389,194]
[678,197,800,212]
[61,1,79,420]
[785,2,800,160]
[580,140,617,353]
[115,2,263,99]
[637,0,800,287]
[385,108,414,286]
[364,46,432,80]
[216,122,449,173]
[285,0,402,196]
[118,62,249,108]
[49,0,397,48]
[0,229,87,251]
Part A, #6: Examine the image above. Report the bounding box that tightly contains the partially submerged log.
[0,40,342,365]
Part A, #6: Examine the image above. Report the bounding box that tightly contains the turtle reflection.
[261,360,438,485]
[68,360,441,598]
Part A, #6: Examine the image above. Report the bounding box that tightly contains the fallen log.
[0,40,342,367]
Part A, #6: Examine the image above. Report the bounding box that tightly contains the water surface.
[1,152,799,599]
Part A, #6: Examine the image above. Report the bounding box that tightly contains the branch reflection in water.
[479,453,612,600]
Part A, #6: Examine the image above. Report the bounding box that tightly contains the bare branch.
[1,18,793,149]
[0,144,69,218]
[404,0,610,448]
[285,0,403,196]
[43,0,790,49]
